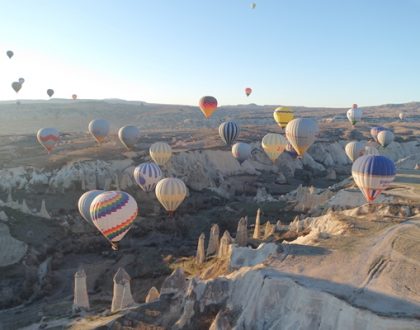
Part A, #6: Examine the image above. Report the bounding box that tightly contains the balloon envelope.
[6,50,13,59]
[199,96,218,119]
[47,89,54,97]
[219,121,239,146]
[18,78,25,84]
[346,104,362,126]
[245,87,252,97]
[399,112,405,121]
[134,162,163,192]
[150,142,172,165]
[78,190,104,224]
[261,133,287,162]
[345,141,365,162]
[251,3,256,9]
[273,107,294,129]
[90,191,138,247]
[285,118,318,156]
[37,128,60,153]
[11,81,22,93]
[155,178,187,213]
[352,155,396,202]
[232,142,252,164]
[118,125,140,150]
[72,94,77,100]
[370,126,386,143]
[88,119,110,144]
[377,130,394,147]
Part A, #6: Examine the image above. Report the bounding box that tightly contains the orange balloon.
[245,87,252,97]
[199,96,218,119]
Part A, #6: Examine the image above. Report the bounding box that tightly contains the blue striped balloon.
[134,162,163,192]
[219,121,240,145]
[352,155,396,202]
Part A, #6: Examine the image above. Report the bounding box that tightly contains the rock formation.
[111,268,135,312]
[218,230,233,259]
[263,221,275,239]
[253,208,261,239]
[236,216,248,247]
[196,233,205,265]
[160,268,187,296]
[38,200,51,219]
[206,224,220,256]
[145,286,160,303]
[72,267,89,313]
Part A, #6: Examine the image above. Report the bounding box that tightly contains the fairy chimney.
[196,233,206,264]
[72,267,90,313]
[236,216,248,247]
[111,268,135,312]
[253,208,261,239]
[218,230,233,258]
[206,224,220,256]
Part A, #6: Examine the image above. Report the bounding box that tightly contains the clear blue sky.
[0,0,419,107]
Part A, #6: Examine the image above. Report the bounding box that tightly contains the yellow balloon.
[273,107,294,129]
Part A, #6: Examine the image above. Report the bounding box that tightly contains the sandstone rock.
[207,224,220,256]
[253,208,261,239]
[196,233,206,265]
[236,217,248,247]
[111,268,135,312]
[160,268,187,296]
[218,231,233,259]
[145,286,160,303]
[73,267,89,313]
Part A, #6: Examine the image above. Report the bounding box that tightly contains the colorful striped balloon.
[149,142,172,165]
[261,133,287,163]
[352,155,396,202]
[90,191,138,249]
[134,162,163,192]
[89,119,110,144]
[370,126,386,143]
[78,190,104,225]
[219,121,240,146]
[37,128,60,153]
[198,96,218,119]
[155,178,187,215]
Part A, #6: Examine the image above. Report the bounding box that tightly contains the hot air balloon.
[285,118,318,156]
[364,145,380,156]
[352,155,396,203]
[6,50,13,59]
[285,143,298,159]
[346,104,362,126]
[155,178,187,215]
[47,89,54,97]
[78,190,104,225]
[345,141,365,162]
[232,142,252,164]
[11,81,22,93]
[219,121,239,146]
[90,191,138,250]
[36,128,60,154]
[370,126,386,143]
[150,142,172,165]
[88,119,110,144]
[198,96,218,119]
[273,107,294,129]
[245,87,252,97]
[134,162,162,192]
[261,133,287,163]
[251,2,256,9]
[377,130,394,147]
[118,126,140,150]
[399,112,405,121]
[72,94,77,100]
[18,78,25,84]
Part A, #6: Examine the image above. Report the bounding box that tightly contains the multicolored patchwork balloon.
[352,155,396,203]
[134,162,163,192]
[90,191,138,250]
[198,96,218,119]
[36,128,60,153]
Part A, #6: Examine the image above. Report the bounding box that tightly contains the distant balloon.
[251,2,256,9]
[273,107,294,129]
[18,78,25,84]
[346,104,362,126]
[377,130,394,147]
[232,142,252,164]
[134,162,163,192]
[219,121,239,146]
[155,178,187,215]
[118,125,140,150]
[72,94,77,100]
[261,133,287,163]
[78,190,104,225]
[90,191,138,250]
[11,81,22,93]
[245,87,252,97]
[6,50,13,59]
[285,143,298,159]
[370,126,386,143]
[47,89,54,97]
[199,96,218,119]
[364,145,380,156]
[345,141,365,162]
[399,112,405,121]
[36,128,60,154]
[150,142,172,165]
[285,118,318,156]
[88,119,110,144]
[352,155,396,202]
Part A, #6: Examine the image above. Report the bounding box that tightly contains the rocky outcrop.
[207,224,220,257]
